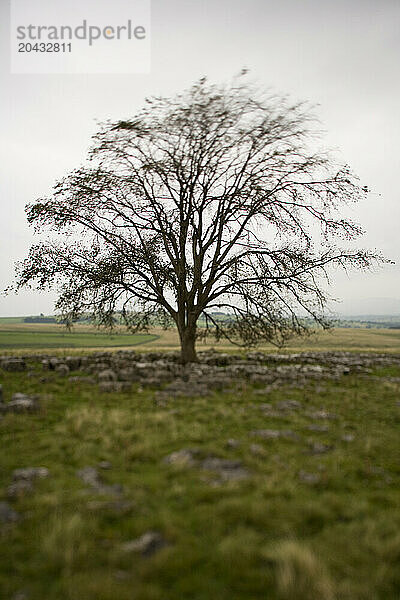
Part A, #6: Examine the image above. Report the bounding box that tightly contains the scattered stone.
[0,501,19,523]
[143,376,166,388]
[249,443,264,455]
[118,368,140,382]
[226,439,241,449]
[200,457,249,481]
[203,352,232,366]
[308,410,338,420]
[298,470,321,484]
[121,531,167,557]
[1,358,26,372]
[246,352,266,363]
[163,448,199,467]
[259,402,273,410]
[77,466,103,487]
[69,375,96,384]
[55,363,70,376]
[98,381,131,393]
[65,356,82,370]
[0,394,39,414]
[88,362,110,373]
[341,434,355,442]
[307,424,330,433]
[49,357,60,369]
[6,467,49,500]
[98,461,112,470]
[163,380,210,397]
[258,403,282,417]
[253,389,272,397]
[251,429,280,440]
[276,399,302,411]
[12,467,49,481]
[7,480,34,500]
[154,393,169,406]
[98,369,118,382]
[250,429,299,440]
[308,442,334,455]
[77,466,122,495]
[314,385,327,394]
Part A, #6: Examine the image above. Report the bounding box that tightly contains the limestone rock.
[226,439,241,449]
[298,470,321,484]
[98,381,131,393]
[12,467,49,481]
[69,375,96,384]
[163,448,199,467]
[276,399,302,411]
[307,442,334,455]
[251,429,298,440]
[200,457,249,481]
[55,363,70,376]
[7,480,34,500]
[1,358,26,372]
[308,410,338,420]
[307,424,330,433]
[65,356,82,370]
[77,466,122,495]
[98,369,118,382]
[1,394,39,413]
[0,501,19,523]
[121,531,167,557]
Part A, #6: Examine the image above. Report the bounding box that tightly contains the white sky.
[0,0,399,316]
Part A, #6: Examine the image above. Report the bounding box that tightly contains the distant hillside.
[23,316,57,323]
[0,316,26,324]
[1,312,400,330]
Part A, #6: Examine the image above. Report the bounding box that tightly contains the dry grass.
[1,323,399,355]
[264,540,335,600]
[41,513,90,576]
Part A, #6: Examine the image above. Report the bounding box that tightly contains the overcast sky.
[0,0,399,316]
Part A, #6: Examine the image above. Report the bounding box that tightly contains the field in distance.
[0,322,158,351]
[0,321,399,354]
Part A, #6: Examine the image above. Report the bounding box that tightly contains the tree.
[12,75,383,363]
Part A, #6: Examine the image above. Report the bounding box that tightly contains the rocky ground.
[1,349,400,599]
[2,348,400,409]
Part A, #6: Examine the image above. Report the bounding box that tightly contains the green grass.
[146,326,400,354]
[0,323,400,354]
[1,358,400,598]
[0,316,26,324]
[0,328,158,349]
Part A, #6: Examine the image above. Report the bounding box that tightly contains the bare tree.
[12,75,383,362]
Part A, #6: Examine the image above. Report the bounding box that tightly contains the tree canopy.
[12,75,383,362]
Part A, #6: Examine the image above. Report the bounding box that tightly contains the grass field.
[0,317,26,324]
[0,324,158,350]
[0,322,399,354]
[1,355,400,599]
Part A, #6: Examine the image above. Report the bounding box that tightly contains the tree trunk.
[180,326,197,364]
